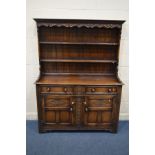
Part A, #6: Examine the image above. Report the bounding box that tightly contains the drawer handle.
[70,107,73,112]
[108,88,112,92]
[83,102,87,105]
[71,102,74,105]
[64,88,68,92]
[91,88,96,92]
[47,88,50,92]
[85,107,88,112]
[108,99,111,102]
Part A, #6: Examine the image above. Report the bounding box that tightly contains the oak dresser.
[34,19,125,133]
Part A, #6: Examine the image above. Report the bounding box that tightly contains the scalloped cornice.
[37,23,122,29]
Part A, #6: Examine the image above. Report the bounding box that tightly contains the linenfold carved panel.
[37,23,122,29]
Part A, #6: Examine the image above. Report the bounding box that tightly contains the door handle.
[83,101,87,105]
[85,107,88,112]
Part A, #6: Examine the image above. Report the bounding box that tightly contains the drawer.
[86,95,115,108]
[44,95,71,107]
[40,86,73,94]
[86,86,117,94]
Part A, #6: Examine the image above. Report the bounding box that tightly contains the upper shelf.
[39,41,118,46]
[40,59,117,63]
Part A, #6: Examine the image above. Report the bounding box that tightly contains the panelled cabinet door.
[83,95,117,129]
[40,95,75,126]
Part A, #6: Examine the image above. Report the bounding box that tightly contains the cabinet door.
[83,95,116,129]
[40,95,75,126]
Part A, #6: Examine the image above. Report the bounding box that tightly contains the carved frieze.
[37,23,122,29]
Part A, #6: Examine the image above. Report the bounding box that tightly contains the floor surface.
[26,121,129,155]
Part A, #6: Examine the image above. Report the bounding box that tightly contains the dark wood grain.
[35,19,125,133]
[36,75,122,85]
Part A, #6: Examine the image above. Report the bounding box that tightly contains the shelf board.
[39,41,118,46]
[36,75,123,85]
[42,73,115,76]
[40,59,117,63]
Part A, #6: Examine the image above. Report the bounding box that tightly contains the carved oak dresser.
[35,19,125,133]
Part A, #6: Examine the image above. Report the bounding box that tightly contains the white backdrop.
[26,0,129,120]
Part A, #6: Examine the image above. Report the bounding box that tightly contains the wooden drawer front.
[40,86,73,94]
[45,96,71,107]
[86,87,117,94]
[86,95,114,108]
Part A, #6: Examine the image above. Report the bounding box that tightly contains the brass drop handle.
[83,101,87,105]
[64,87,68,92]
[71,102,75,105]
[91,88,96,92]
[85,107,88,112]
[108,88,112,92]
[47,87,50,92]
[109,99,111,102]
[70,107,73,112]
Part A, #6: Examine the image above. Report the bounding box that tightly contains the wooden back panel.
[41,62,116,74]
[40,44,118,60]
[39,27,120,43]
